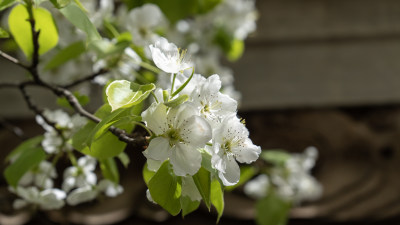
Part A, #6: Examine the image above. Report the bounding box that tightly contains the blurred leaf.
[210,178,224,222]
[193,167,211,209]
[57,91,89,108]
[45,41,86,70]
[100,157,119,183]
[148,161,182,215]
[0,27,9,38]
[142,162,156,185]
[196,0,222,14]
[164,95,189,108]
[60,2,101,42]
[117,152,130,168]
[261,150,291,166]
[4,147,46,187]
[8,4,59,57]
[227,39,244,61]
[256,192,292,225]
[5,136,43,163]
[0,0,17,11]
[49,0,71,8]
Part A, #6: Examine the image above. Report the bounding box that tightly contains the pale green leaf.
[142,163,156,185]
[164,95,189,108]
[45,41,86,70]
[60,2,101,42]
[192,167,211,209]
[0,27,9,38]
[227,39,244,61]
[106,80,155,111]
[148,161,182,216]
[210,178,224,222]
[8,4,59,57]
[4,147,46,187]
[256,192,292,225]
[117,152,130,168]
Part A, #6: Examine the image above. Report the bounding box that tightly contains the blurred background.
[2,0,400,224]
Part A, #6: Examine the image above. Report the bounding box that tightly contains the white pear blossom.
[98,179,124,197]
[127,4,167,46]
[149,37,192,74]
[211,115,261,186]
[19,161,57,189]
[66,185,98,206]
[62,156,97,193]
[11,186,66,210]
[142,102,212,176]
[244,174,269,199]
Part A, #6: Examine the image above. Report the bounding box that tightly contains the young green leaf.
[148,161,182,216]
[0,27,9,38]
[256,192,292,225]
[59,2,101,42]
[192,167,211,209]
[180,195,200,217]
[106,80,155,111]
[164,95,189,108]
[5,136,43,163]
[210,178,224,222]
[0,0,17,11]
[4,147,46,187]
[8,4,59,57]
[100,157,120,183]
[45,41,86,70]
[227,39,244,61]
[142,163,156,185]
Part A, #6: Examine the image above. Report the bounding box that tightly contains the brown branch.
[62,68,109,89]
[0,50,28,69]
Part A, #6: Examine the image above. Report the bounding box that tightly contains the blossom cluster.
[141,37,261,186]
[244,146,323,204]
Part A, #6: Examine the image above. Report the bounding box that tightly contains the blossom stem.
[139,61,160,73]
[150,91,159,103]
[170,73,177,97]
[171,67,194,97]
[67,150,78,167]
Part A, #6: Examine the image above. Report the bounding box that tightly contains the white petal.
[181,176,202,201]
[146,158,163,172]
[233,139,261,164]
[244,174,269,199]
[146,189,157,204]
[66,186,98,206]
[211,151,227,173]
[142,103,168,135]
[170,144,202,176]
[13,199,28,209]
[218,158,240,186]
[143,137,170,161]
[180,116,212,147]
[39,189,66,210]
[62,176,76,192]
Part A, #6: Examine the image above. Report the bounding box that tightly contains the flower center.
[166,128,182,147]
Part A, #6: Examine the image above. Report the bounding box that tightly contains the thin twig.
[0,50,28,69]
[0,117,26,139]
[61,68,109,89]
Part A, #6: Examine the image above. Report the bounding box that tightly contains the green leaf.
[100,157,119,183]
[148,161,182,216]
[225,166,257,191]
[142,162,156,185]
[192,167,211,209]
[0,27,9,38]
[117,152,130,168]
[0,0,17,11]
[210,178,224,222]
[180,195,200,217]
[5,136,43,163]
[227,39,244,61]
[106,80,155,111]
[49,0,71,8]
[45,41,86,70]
[60,2,101,42]
[164,95,189,108]
[261,150,291,166]
[196,0,222,14]
[256,192,292,225]
[4,147,46,187]
[57,91,89,108]
[8,4,59,57]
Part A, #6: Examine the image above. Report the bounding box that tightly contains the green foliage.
[180,196,200,217]
[164,95,189,108]
[4,146,46,187]
[261,150,291,166]
[106,80,155,111]
[0,0,17,11]
[45,41,86,70]
[8,4,59,57]
[59,2,101,42]
[210,178,224,222]
[214,28,244,61]
[227,39,244,61]
[57,91,89,108]
[117,152,130,168]
[89,39,130,59]
[0,27,9,38]
[256,191,292,225]
[100,157,119,183]
[142,162,156,185]
[192,167,211,209]
[49,0,71,9]
[4,136,43,163]
[148,161,182,216]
